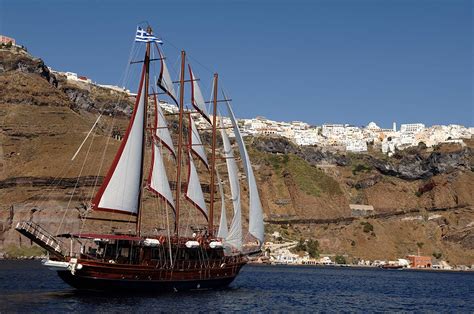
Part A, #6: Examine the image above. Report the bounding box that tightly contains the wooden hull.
[57,270,238,292]
[56,258,246,292]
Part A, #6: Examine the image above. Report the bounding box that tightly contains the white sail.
[220,118,242,250]
[188,65,211,123]
[185,153,208,219]
[216,169,228,239]
[226,101,264,246]
[189,114,209,168]
[153,94,176,157]
[157,48,177,105]
[148,142,176,211]
[92,70,147,215]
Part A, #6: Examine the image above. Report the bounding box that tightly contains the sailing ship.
[15,26,264,292]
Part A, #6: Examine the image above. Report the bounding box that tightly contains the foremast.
[90,27,152,228]
[137,27,152,236]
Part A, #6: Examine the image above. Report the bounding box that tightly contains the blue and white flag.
[135,27,162,43]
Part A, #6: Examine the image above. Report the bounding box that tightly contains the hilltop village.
[2,34,473,155]
[52,66,473,156]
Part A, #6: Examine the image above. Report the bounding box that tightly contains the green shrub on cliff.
[267,154,289,170]
[335,255,347,264]
[270,154,342,197]
[360,221,374,233]
[248,146,342,197]
[352,162,372,175]
[292,238,320,258]
[306,239,320,258]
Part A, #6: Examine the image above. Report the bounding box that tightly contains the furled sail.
[226,101,264,246]
[188,65,211,123]
[220,118,242,250]
[153,93,175,157]
[216,169,228,239]
[147,142,176,212]
[188,114,209,168]
[91,68,147,215]
[157,48,178,105]
[185,153,208,219]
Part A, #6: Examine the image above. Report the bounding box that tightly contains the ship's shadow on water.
[1,261,473,312]
[61,285,241,300]
[40,285,254,312]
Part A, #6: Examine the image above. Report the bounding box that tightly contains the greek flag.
[135,27,162,43]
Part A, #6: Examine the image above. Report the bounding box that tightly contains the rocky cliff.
[0,48,133,116]
[253,136,472,180]
[1,47,473,264]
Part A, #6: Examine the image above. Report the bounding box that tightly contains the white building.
[400,123,425,134]
[293,128,320,146]
[98,84,130,94]
[366,122,381,131]
[322,124,346,137]
[345,139,368,152]
[0,35,16,45]
[273,248,300,265]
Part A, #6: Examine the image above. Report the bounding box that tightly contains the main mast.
[208,73,219,236]
[175,50,186,237]
[136,27,152,236]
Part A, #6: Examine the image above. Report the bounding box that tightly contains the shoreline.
[1,258,472,273]
[247,262,474,272]
[0,255,46,261]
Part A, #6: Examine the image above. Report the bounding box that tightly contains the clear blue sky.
[1,0,472,127]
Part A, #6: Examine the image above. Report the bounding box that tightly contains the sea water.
[0,260,472,312]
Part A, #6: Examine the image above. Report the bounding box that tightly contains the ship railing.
[169,259,224,270]
[15,221,65,257]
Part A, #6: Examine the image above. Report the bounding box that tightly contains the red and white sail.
[185,152,208,219]
[153,94,175,157]
[147,142,176,212]
[216,169,228,239]
[188,65,211,123]
[157,48,178,105]
[147,98,175,211]
[92,68,147,215]
[226,100,264,246]
[220,117,242,250]
[189,114,209,168]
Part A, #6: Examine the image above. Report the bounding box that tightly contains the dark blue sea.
[0,260,473,312]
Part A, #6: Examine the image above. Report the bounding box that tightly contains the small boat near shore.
[380,264,405,270]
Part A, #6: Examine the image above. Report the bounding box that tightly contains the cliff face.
[370,149,472,180]
[0,48,56,84]
[250,138,473,265]
[0,49,133,116]
[0,48,473,264]
[254,136,472,180]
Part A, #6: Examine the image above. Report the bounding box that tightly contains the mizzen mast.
[208,73,219,236]
[175,50,186,237]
